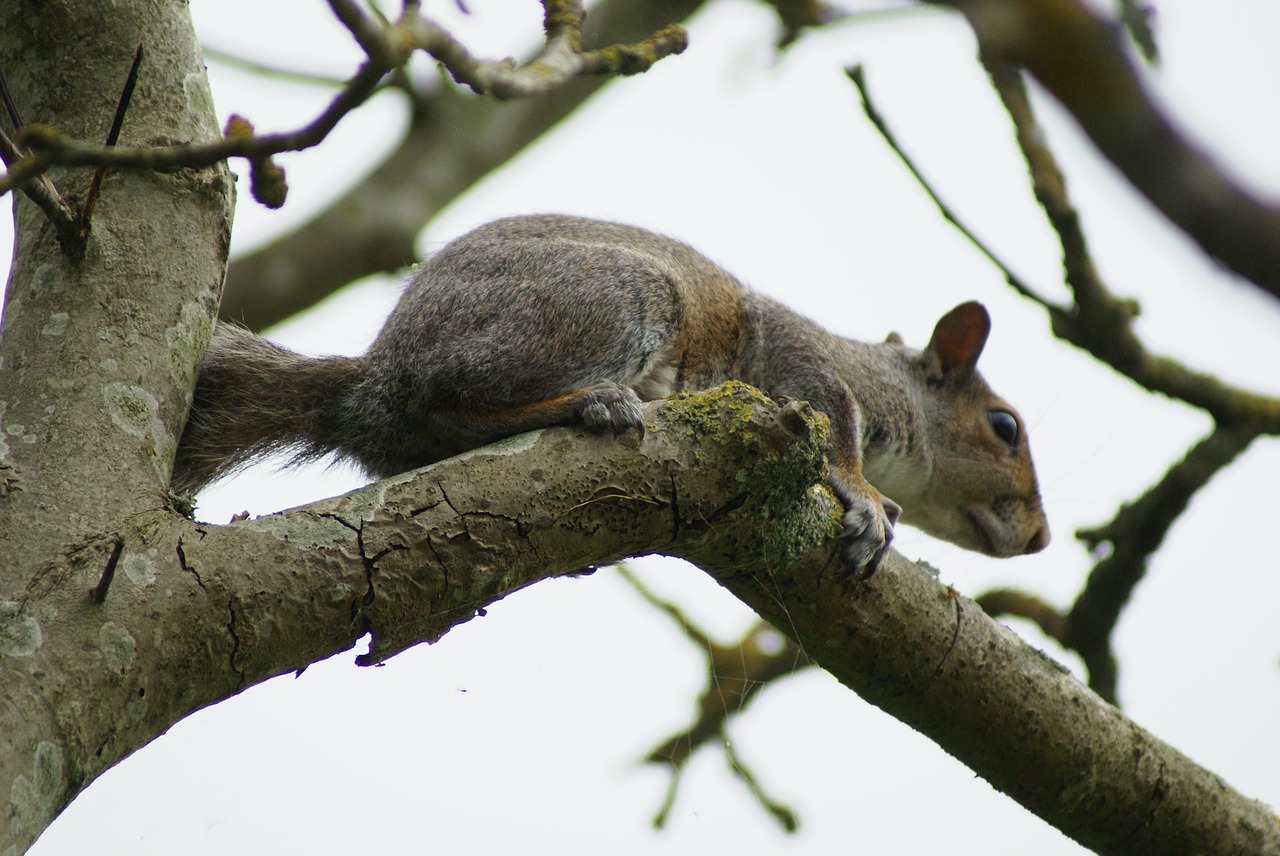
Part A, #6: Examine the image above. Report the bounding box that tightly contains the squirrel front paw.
[835,481,902,578]
[578,383,645,438]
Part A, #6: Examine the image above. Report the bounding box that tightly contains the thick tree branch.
[5,388,1277,853]
[0,387,833,851]
[707,530,1280,856]
[0,67,83,253]
[0,2,235,567]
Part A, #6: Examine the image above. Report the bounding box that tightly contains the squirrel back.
[174,214,1048,573]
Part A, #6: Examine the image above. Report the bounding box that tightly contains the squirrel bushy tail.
[171,324,364,495]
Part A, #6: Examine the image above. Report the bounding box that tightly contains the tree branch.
[934,0,1280,295]
[1063,422,1258,700]
[846,64,1052,308]
[219,0,707,331]
[0,386,833,850]
[5,387,1276,853]
[621,566,809,829]
[0,67,83,253]
[0,0,687,206]
[856,53,1276,701]
[849,60,1280,431]
[980,422,1259,701]
[401,0,687,98]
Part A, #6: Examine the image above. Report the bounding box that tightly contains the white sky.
[7,1,1280,854]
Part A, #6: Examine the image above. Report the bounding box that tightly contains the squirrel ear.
[884,331,905,345]
[924,301,991,377]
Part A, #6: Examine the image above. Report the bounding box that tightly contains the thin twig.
[0,64,85,253]
[328,0,392,61]
[0,3,686,200]
[980,423,1257,705]
[0,63,23,128]
[0,123,22,164]
[0,56,389,196]
[218,0,705,330]
[856,52,1274,702]
[402,1,687,98]
[975,588,1067,642]
[1117,0,1159,62]
[617,564,809,830]
[201,45,350,88]
[722,734,799,832]
[845,64,1053,308]
[81,44,144,232]
[945,0,1280,295]
[848,61,1280,431]
[764,0,930,49]
[91,537,126,603]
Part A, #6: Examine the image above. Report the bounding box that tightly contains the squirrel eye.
[988,409,1019,449]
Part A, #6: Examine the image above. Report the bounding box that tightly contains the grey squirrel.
[173,214,1049,574]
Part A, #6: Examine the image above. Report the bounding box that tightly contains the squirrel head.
[871,302,1050,557]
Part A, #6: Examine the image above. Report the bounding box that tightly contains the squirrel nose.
[1022,525,1050,554]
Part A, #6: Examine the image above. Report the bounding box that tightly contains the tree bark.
[4,384,1276,855]
[0,0,233,849]
[939,0,1280,295]
[0,0,234,560]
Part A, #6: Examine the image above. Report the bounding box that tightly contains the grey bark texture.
[2,2,1279,856]
[0,0,232,850]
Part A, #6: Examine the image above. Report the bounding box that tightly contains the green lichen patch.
[662,383,841,567]
[660,381,770,442]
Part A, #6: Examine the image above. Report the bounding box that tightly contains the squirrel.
[172,214,1049,574]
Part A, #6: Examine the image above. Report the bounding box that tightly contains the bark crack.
[436,481,459,517]
[682,494,749,533]
[924,586,964,685]
[320,512,381,627]
[176,537,204,589]
[425,536,449,597]
[1124,739,1170,843]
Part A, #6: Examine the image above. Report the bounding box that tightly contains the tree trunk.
[0,1,234,849]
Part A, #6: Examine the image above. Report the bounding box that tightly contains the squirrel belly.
[173,214,1049,573]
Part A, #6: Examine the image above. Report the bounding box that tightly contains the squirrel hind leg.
[454,382,646,444]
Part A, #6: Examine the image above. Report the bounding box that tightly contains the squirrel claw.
[578,383,645,439]
[853,540,893,581]
[838,490,899,580]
